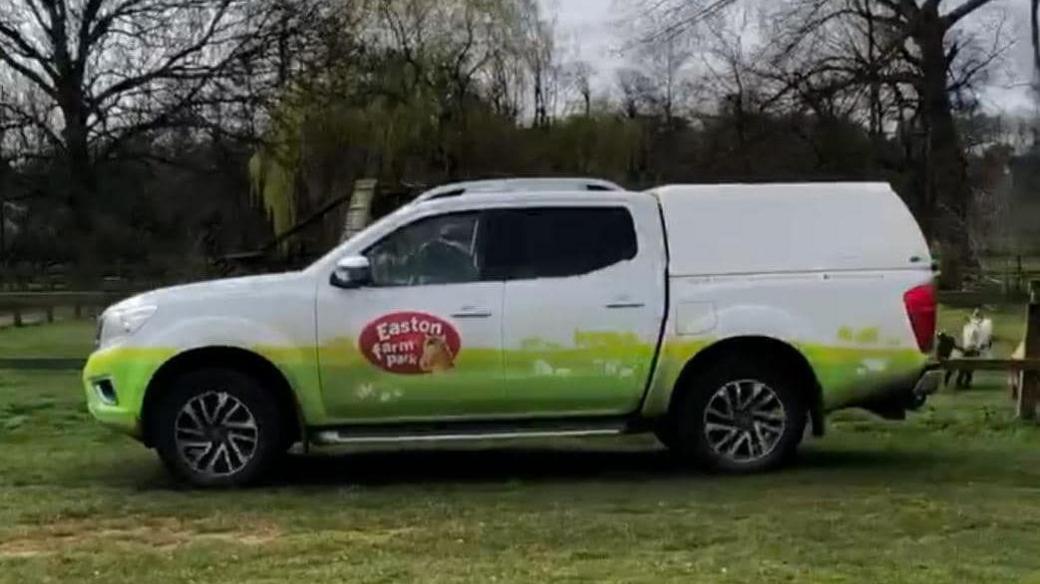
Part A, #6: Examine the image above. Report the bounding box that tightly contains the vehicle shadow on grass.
[241,443,957,489]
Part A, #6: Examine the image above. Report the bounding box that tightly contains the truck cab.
[84,182,938,487]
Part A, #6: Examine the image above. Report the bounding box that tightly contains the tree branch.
[943,0,997,28]
[93,0,235,105]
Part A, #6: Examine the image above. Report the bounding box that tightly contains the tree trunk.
[0,196,6,259]
[865,2,883,141]
[58,86,96,236]
[913,12,975,289]
[1032,0,1040,73]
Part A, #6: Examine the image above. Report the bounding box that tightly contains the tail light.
[904,283,936,353]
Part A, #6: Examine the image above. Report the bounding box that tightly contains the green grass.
[3,371,1040,583]
[0,320,95,358]
[2,315,1040,582]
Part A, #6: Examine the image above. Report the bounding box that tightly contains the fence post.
[1019,281,1040,420]
[12,307,21,327]
[1018,255,1024,296]
[1003,257,1010,297]
[45,281,55,323]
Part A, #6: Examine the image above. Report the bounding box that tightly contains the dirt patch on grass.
[0,516,281,559]
[331,526,421,545]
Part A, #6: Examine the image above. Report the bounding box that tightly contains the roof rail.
[411,178,624,205]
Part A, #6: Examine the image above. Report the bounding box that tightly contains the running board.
[310,417,630,446]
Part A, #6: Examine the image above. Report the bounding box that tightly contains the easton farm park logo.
[358,312,461,375]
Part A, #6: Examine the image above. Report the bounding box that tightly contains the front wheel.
[152,368,285,488]
[674,358,806,473]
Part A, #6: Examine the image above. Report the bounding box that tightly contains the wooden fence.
[3,277,1040,421]
[0,291,130,327]
[936,283,1040,420]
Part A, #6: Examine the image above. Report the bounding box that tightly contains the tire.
[673,357,806,473]
[653,423,679,451]
[152,368,285,488]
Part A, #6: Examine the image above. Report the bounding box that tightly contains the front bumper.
[82,346,173,439]
[84,377,142,437]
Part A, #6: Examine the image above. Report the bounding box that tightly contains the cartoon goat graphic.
[419,335,455,373]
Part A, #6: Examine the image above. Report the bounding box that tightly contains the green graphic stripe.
[83,333,926,434]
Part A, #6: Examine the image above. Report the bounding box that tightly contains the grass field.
[0,320,96,358]
[2,317,1040,583]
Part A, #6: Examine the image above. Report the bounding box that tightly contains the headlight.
[98,305,157,347]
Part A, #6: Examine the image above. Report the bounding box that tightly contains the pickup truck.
[84,180,941,487]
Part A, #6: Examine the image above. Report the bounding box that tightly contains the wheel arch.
[140,346,304,448]
[667,336,824,436]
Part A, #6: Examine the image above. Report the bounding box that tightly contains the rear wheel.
[674,358,806,473]
[152,368,285,488]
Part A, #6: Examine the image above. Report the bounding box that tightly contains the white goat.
[1010,340,1025,399]
[952,309,993,388]
[964,310,994,355]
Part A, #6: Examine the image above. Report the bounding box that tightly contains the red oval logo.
[358,311,461,375]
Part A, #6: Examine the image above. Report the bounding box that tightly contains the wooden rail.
[934,359,1040,372]
[0,291,130,327]
[0,358,85,370]
[936,283,1040,421]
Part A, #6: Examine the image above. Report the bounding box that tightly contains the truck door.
[488,200,668,416]
[315,210,505,421]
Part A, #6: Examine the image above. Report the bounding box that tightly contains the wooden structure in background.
[936,280,1040,421]
[341,179,378,242]
[1018,285,1040,419]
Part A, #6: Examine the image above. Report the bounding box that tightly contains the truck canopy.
[650,183,931,277]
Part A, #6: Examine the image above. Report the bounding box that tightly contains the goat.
[936,331,959,388]
[1010,340,1025,399]
[952,309,993,389]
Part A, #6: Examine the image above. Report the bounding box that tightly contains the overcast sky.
[540,0,1037,114]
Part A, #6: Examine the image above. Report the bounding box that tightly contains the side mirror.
[330,256,371,289]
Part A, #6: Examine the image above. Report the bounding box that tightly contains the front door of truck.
[315,211,504,421]
[488,203,667,416]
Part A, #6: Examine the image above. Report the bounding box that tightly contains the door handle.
[605,302,646,309]
[451,307,493,319]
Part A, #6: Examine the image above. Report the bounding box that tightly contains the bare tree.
[628,11,698,124]
[638,0,1009,287]
[517,1,556,127]
[574,61,593,116]
[1033,0,1040,75]
[0,0,287,238]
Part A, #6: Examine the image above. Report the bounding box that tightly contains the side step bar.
[310,417,630,446]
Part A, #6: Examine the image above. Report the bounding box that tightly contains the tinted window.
[486,207,637,279]
[365,212,482,286]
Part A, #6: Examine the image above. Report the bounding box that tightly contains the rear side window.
[486,207,637,280]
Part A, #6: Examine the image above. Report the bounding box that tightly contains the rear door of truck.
[486,194,668,416]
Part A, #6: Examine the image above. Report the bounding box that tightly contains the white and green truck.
[84,181,940,487]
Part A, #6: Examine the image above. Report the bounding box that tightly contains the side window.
[487,207,638,280]
[365,212,482,286]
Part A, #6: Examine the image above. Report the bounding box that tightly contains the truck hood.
[110,272,309,311]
